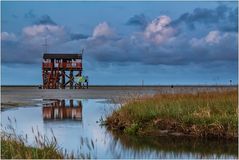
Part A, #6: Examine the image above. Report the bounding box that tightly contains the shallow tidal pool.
[1,99,238,159]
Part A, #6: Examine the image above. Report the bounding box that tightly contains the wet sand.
[1,85,237,109]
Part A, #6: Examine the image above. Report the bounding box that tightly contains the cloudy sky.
[1,1,238,85]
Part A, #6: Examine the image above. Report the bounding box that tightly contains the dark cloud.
[34,15,57,25]
[70,33,89,40]
[220,7,238,32]
[24,10,36,19]
[126,14,148,29]
[172,4,238,32]
[83,31,237,67]
[2,28,237,67]
[1,13,91,65]
[1,41,42,64]
[25,11,57,26]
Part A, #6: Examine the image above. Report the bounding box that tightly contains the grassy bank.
[106,90,238,139]
[1,139,63,159]
[1,132,64,159]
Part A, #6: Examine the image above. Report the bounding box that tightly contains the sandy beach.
[1,85,236,109]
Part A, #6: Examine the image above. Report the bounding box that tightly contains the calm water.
[1,99,238,159]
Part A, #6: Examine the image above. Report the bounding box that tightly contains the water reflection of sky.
[1,99,238,159]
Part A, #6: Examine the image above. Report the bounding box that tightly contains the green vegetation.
[1,131,64,159]
[1,130,95,159]
[1,121,94,159]
[1,138,63,159]
[106,90,238,139]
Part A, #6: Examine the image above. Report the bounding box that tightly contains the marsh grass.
[106,90,238,139]
[1,117,95,159]
[1,134,64,159]
[1,124,64,159]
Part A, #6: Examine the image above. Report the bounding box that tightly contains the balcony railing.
[42,62,82,69]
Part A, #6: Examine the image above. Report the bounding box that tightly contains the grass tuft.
[1,131,64,159]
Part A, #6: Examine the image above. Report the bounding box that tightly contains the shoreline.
[1,85,237,108]
[106,121,238,141]
[1,86,238,140]
[106,90,238,141]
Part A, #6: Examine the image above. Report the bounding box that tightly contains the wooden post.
[79,70,82,89]
[70,70,73,89]
[70,99,73,108]
[62,70,65,89]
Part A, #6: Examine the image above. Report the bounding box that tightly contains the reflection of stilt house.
[43,100,82,120]
[42,53,88,89]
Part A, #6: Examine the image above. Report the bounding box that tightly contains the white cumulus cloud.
[23,24,65,37]
[205,30,221,43]
[190,30,232,47]
[92,22,114,38]
[22,24,68,46]
[1,32,17,41]
[144,15,176,44]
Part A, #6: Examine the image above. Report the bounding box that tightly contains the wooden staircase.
[46,64,60,89]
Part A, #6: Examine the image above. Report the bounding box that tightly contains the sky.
[1,1,238,85]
